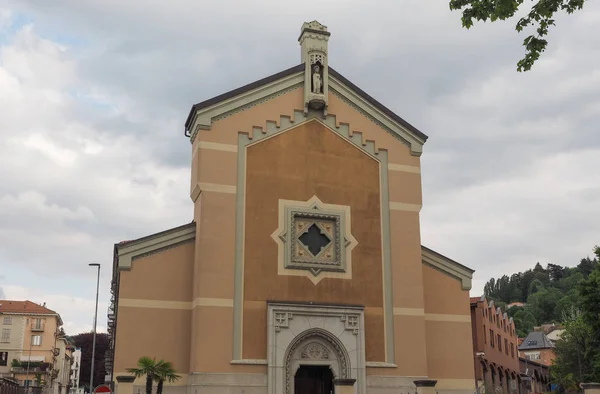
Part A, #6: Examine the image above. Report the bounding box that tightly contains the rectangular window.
[32,318,43,330]
[498,334,502,351]
[505,339,508,354]
[526,352,541,360]
[511,343,515,358]
[0,329,10,343]
[0,351,8,366]
[31,335,42,346]
[3,317,12,325]
[490,329,495,347]
[484,325,487,344]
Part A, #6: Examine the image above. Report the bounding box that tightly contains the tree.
[154,361,181,394]
[577,246,600,382]
[126,357,158,394]
[577,256,599,277]
[449,0,587,71]
[71,332,109,391]
[34,373,45,388]
[526,287,562,324]
[528,279,545,295]
[551,312,595,388]
[548,263,566,282]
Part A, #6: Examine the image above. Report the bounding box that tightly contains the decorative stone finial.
[299,21,330,115]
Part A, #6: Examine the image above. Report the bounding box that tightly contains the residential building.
[518,332,555,367]
[52,337,74,394]
[0,300,64,390]
[69,347,82,394]
[470,296,520,393]
[0,306,25,378]
[545,328,565,344]
[107,21,477,394]
[519,357,550,394]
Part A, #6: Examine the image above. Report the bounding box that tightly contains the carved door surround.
[267,302,366,394]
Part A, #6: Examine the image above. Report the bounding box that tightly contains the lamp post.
[24,334,33,393]
[88,263,101,394]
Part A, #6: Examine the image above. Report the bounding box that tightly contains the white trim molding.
[421,246,474,291]
[117,223,196,271]
[270,195,358,285]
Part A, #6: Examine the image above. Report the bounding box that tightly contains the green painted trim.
[117,224,196,271]
[233,133,249,360]
[379,149,395,364]
[232,110,395,363]
[421,246,473,291]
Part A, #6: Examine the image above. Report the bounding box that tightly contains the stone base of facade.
[120,373,475,394]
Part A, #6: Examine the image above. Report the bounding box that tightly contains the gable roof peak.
[184,22,428,156]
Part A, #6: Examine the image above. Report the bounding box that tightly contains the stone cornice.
[116,223,196,270]
[185,65,427,156]
[328,76,425,156]
[421,246,474,290]
[188,72,304,143]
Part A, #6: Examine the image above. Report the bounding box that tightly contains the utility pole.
[88,263,101,394]
[24,333,33,393]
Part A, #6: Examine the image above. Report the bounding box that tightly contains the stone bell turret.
[298,21,330,115]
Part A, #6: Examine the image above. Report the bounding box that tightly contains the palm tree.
[154,360,181,394]
[126,357,158,394]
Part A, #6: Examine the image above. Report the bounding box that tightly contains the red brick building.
[471,296,521,393]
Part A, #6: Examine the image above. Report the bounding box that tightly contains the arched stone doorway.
[285,328,351,394]
[267,302,366,394]
[295,365,334,394]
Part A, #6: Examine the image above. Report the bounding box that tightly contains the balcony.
[11,367,49,373]
[10,362,51,373]
[107,305,115,320]
[30,322,45,331]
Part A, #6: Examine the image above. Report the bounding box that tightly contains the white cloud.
[0,0,598,317]
[0,8,11,31]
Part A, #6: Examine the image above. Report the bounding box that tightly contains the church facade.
[107,21,476,394]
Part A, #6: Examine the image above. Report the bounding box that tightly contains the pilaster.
[115,376,135,394]
[334,378,356,394]
[414,379,437,394]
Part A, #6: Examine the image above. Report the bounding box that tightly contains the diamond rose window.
[299,223,331,256]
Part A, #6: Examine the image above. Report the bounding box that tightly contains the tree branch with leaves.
[449,0,586,71]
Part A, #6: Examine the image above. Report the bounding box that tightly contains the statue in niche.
[311,63,323,94]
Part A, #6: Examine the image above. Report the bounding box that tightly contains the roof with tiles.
[0,300,58,315]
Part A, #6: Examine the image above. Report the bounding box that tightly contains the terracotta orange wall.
[114,307,191,373]
[242,120,384,361]
[188,88,426,371]
[22,316,59,361]
[474,298,520,377]
[423,264,474,380]
[119,242,194,301]
[423,265,470,316]
[115,242,194,374]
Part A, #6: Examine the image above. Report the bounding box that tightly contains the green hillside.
[483,252,598,337]
[483,245,600,388]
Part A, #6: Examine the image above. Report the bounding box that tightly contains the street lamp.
[24,334,33,393]
[88,263,101,394]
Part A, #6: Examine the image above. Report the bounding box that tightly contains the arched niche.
[284,328,351,394]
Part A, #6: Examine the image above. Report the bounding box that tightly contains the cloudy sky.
[0,0,598,335]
